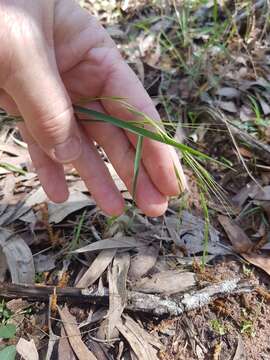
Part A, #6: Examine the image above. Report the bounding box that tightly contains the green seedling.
[210,319,226,336]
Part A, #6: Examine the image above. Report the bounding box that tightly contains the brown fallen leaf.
[242,252,270,276]
[73,236,142,254]
[58,305,97,360]
[128,245,159,281]
[215,100,238,113]
[16,338,39,360]
[0,228,35,284]
[116,315,159,360]
[107,253,130,339]
[76,249,116,288]
[216,87,241,99]
[58,326,77,360]
[218,215,253,253]
[134,270,196,295]
[87,341,110,360]
[233,336,246,360]
[251,185,270,201]
[123,315,163,350]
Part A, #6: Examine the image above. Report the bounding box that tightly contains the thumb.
[4,48,81,164]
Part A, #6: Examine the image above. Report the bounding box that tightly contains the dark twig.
[0,278,254,317]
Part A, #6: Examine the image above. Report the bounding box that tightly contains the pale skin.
[0,0,185,217]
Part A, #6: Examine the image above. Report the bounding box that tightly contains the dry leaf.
[58,305,97,360]
[46,297,60,360]
[257,95,270,115]
[76,249,116,288]
[242,252,270,276]
[16,338,39,360]
[58,326,76,360]
[233,336,246,360]
[0,228,35,284]
[123,315,163,350]
[22,188,94,223]
[251,185,270,201]
[0,251,7,282]
[128,245,159,280]
[73,236,142,254]
[166,211,230,256]
[107,253,130,339]
[218,215,253,253]
[34,253,56,273]
[0,202,31,226]
[48,191,94,223]
[116,316,159,360]
[216,87,241,98]
[134,270,196,295]
[232,183,259,208]
[215,100,238,113]
[86,342,110,360]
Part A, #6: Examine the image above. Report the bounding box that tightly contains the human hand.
[0,0,186,216]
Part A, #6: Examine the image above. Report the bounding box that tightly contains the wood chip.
[16,338,39,360]
[76,249,116,288]
[58,305,97,360]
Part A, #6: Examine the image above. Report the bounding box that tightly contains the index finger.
[99,48,186,196]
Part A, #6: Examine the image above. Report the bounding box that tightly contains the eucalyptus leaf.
[0,324,16,339]
[0,345,16,360]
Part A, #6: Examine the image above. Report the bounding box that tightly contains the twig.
[0,278,254,317]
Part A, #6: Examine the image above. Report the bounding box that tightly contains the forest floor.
[0,1,270,359]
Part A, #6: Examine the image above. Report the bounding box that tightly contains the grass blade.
[132,135,143,201]
[74,105,222,163]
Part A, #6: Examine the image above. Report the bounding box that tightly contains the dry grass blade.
[58,305,97,360]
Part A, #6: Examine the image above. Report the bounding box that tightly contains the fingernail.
[53,136,82,163]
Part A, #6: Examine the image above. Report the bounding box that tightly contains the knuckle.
[34,106,74,145]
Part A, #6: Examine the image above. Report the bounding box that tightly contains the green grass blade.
[74,105,220,163]
[200,191,209,269]
[0,162,27,176]
[132,135,143,201]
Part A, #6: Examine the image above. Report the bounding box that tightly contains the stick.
[0,278,253,317]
